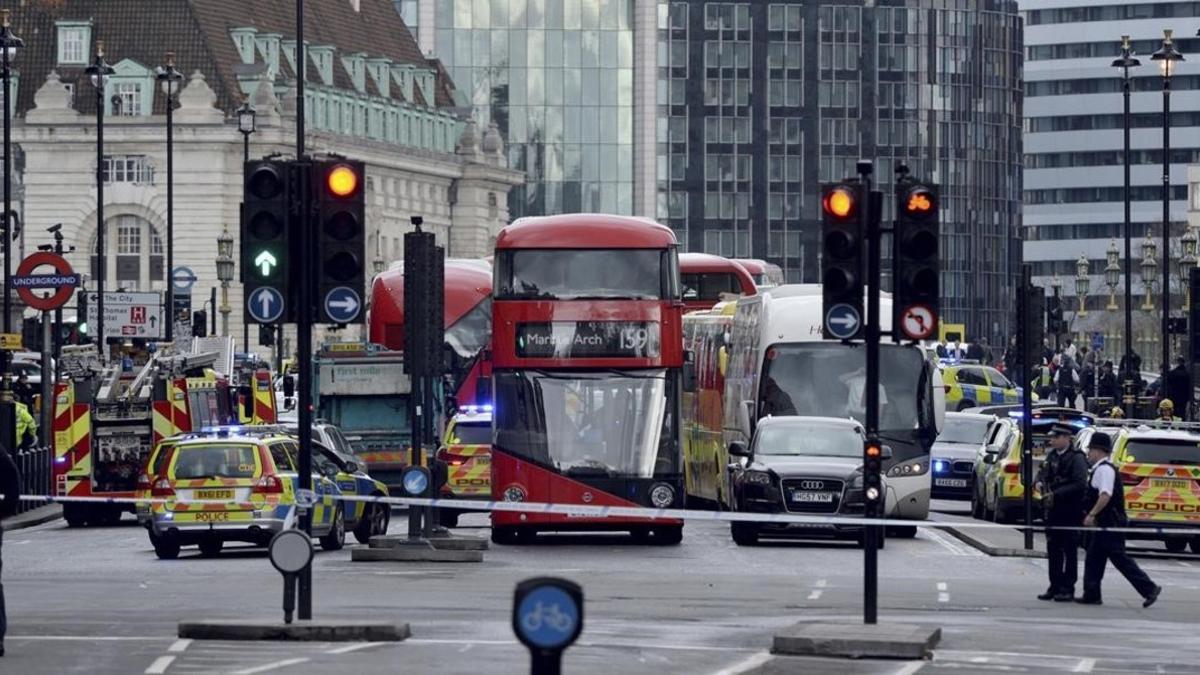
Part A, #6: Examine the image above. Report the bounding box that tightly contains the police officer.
[1035,422,1089,601]
[1077,432,1161,607]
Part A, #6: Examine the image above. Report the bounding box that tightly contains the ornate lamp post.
[1151,29,1184,386]
[1105,240,1121,311]
[236,99,256,353]
[1075,254,1091,318]
[1179,227,1198,306]
[216,226,234,337]
[85,43,115,358]
[156,53,183,341]
[1,9,23,342]
[1141,231,1159,311]
[1113,36,1142,391]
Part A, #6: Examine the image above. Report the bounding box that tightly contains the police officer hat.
[1047,422,1075,437]
[1087,431,1113,453]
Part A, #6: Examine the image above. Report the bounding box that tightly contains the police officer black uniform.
[1035,422,1089,601]
[1077,431,1161,607]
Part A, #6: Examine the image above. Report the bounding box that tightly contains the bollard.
[268,529,314,625]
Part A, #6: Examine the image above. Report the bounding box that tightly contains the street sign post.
[899,304,936,342]
[513,577,584,675]
[84,292,164,341]
[268,529,313,625]
[13,251,80,312]
[323,286,361,324]
[824,303,861,340]
[248,287,285,324]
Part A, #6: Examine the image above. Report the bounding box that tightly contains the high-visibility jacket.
[15,401,36,445]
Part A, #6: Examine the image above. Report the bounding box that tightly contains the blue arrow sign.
[825,303,862,340]
[172,266,197,292]
[248,287,285,323]
[401,468,429,497]
[324,286,361,323]
[516,585,580,650]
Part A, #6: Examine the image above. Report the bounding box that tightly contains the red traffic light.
[903,187,936,218]
[327,164,360,198]
[823,186,856,220]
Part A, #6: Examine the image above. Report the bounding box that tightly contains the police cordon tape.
[11,492,1200,538]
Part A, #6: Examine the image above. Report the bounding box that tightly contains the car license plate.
[791,491,834,503]
[196,489,233,500]
[936,478,968,488]
[1150,478,1188,489]
[474,456,490,465]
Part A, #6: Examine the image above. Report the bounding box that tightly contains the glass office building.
[657,1,1022,341]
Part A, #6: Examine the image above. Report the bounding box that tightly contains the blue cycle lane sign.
[513,576,584,675]
[248,287,285,323]
[323,286,362,324]
[824,302,862,340]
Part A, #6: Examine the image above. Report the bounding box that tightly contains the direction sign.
[1091,331,1105,351]
[323,286,362,323]
[513,577,584,655]
[171,266,197,292]
[824,303,862,340]
[248,287,285,323]
[401,466,430,497]
[899,303,936,341]
[0,333,22,350]
[85,292,164,340]
[14,252,80,311]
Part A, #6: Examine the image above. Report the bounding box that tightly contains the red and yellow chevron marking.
[442,444,491,497]
[252,371,276,424]
[1122,463,1200,523]
[52,381,94,496]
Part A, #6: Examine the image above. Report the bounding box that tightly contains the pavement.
[3,507,1200,674]
[2,504,62,532]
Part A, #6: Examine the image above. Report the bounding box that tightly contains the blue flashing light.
[460,404,494,414]
[933,460,948,474]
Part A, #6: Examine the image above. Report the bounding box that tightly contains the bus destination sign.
[516,321,661,359]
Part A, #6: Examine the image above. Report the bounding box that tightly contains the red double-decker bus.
[679,253,756,313]
[369,258,493,405]
[489,214,686,545]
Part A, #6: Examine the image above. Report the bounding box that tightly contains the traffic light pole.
[295,159,314,620]
[859,161,880,625]
[1020,266,1035,551]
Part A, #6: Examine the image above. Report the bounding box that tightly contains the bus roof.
[732,258,767,274]
[369,259,492,348]
[496,214,677,249]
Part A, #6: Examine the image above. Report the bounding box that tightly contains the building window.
[118,223,142,255]
[101,155,156,185]
[57,24,89,65]
[114,82,142,116]
[91,215,165,292]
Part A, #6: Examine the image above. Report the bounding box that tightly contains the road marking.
[8,635,167,642]
[324,642,381,655]
[407,637,757,654]
[937,582,950,603]
[710,651,773,675]
[1175,560,1192,569]
[922,526,980,556]
[1073,658,1096,673]
[168,638,191,652]
[807,589,823,600]
[816,579,828,588]
[144,656,175,674]
[892,663,925,675]
[230,657,311,674]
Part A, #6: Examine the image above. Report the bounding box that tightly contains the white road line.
[406,637,757,654]
[230,657,311,675]
[1175,560,1192,569]
[168,638,191,653]
[1073,658,1097,673]
[936,582,948,590]
[8,635,167,642]
[892,662,926,675]
[807,589,823,600]
[937,581,950,603]
[144,656,175,674]
[922,526,979,556]
[816,579,828,588]
[709,651,773,675]
[324,642,382,655]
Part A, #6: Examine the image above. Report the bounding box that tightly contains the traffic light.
[1046,294,1063,335]
[312,159,366,324]
[863,437,884,512]
[259,324,275,347]
[1020,285,1045,366]
[242,159,292,324]
[893,182,940,342]
[192,311,207,337]
[820,182,865,340]
[1190,268,1200,363]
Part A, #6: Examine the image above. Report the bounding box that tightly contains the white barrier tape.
[12,492,1200,538]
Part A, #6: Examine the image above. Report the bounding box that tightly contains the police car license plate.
[196,489,234,500]
[473,456,490,465]
[936,478,968,488]
[791,491,834,503]
[1150,478,1188,489]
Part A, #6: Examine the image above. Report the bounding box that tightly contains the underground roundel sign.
[13,252,81,311]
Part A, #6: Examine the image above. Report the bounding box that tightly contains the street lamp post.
[85,43,115,360]
[1113,36,1141,394]
[1105,240,1121,312]
[0,10,23,390]
[1152,29,1184,386]
[1141,231,1159,312]
[216,226,234,337]
[1050,274,1063,351]
[236,99,256,354]
[1075,254,1090,319]
[156,53,183,343]
[1180,227,1198,308]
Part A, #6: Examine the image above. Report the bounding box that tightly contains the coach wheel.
[1165,538,1188,554]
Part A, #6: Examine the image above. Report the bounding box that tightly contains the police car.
[932,412,996,500]
[1108,423,1200,554]
[940,361,1028,412]
[145,428,349,559]
[436,405,493,528]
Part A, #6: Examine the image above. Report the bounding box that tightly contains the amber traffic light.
[326,164,360,198]
[893,182,940,341]
[821,183,865,339]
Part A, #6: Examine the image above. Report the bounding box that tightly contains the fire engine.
[52,339,243,527]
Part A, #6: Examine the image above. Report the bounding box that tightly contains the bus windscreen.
[496,249,665,300]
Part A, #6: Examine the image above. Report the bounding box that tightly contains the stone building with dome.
[3,0,522,349]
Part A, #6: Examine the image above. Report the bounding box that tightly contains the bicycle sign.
[513,577,583,673]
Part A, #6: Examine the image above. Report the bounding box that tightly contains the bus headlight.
[649,483,675,508]
[886,460,929,478]
[503,485,527,502]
